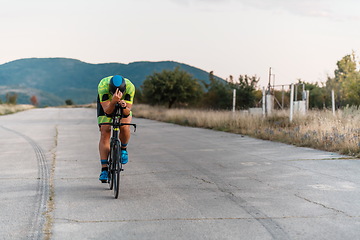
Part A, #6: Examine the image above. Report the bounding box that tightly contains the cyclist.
[97,75,135,183]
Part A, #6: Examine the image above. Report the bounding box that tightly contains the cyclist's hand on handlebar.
[119,100,131,116]
[119,100,127,108]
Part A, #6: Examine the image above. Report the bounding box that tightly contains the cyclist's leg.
[120,115,132,164]
[97,95,112,181]
[98,125,111,182]
[99,125,111,162]
[120,115,132,145]
[97,95,112,163]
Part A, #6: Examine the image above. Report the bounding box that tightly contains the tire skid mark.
[204,170,289,240]
[1,126,49,240]
[167,148,290,240]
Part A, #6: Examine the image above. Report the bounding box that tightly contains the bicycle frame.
[108,103,136,198]
[111,103,137,133]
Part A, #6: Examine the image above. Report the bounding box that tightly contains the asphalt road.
[1,107,360,240]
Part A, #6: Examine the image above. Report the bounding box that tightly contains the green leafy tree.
[142,67,203,108]
[343,74,360,105]
[271,88,290,109]
[6,93,18,104]
[253,89,263,107]
[201,72,260,110]
[326,52,360,107]
[201,71,232,109]
[299,81,329,109]
[231,75,259,109]
[65,99,74,105]
[133,87,143,104]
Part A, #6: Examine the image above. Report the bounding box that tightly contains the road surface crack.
[295,193,351,217]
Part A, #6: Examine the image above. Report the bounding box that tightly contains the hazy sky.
[1,0,360,87]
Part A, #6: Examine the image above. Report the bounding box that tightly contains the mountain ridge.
[0,58,224,106]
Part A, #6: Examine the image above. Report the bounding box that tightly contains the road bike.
[108,103,136,199]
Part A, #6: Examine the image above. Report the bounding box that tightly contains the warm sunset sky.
[1,0,360,87]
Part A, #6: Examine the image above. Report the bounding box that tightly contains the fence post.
[332,89,336,116]
[262,87,266,116]
[232,89,236,113]
[281,85,285,109]
[306,90,310,111]
[290,83,294,122]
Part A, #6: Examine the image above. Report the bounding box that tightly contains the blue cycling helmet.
[109,75,126,94]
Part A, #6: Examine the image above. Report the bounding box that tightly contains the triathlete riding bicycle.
[97,75,135,183]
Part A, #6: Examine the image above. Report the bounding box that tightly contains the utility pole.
[267,67,272,94]
[265,67,275,115]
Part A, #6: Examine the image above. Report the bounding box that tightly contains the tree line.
[137,67,260,109]
[1,53,357,109]
[0,93,40,106]
[0,93,19,105]
[137,52,360,110]
[294,52,360,109]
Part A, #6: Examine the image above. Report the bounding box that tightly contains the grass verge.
[0,104,34,115]
[132,104,360,158]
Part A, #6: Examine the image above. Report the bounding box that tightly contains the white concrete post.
[306,90,310,112]
[290,83,294,122]
[232,89,236,113]
[262,87,266,116]
[332,89,335,116]
[266,94,273,115]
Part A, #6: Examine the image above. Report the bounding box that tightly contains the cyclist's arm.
[125,102,133,110]
[101,100,132,116]
[101,89,123,115]
[120,101,132,116]
[100,101,115,115]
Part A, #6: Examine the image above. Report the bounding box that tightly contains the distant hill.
[0,58,224,106]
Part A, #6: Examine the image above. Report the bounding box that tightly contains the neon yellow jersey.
[98,76,135,104]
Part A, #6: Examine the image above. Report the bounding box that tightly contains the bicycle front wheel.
[112,142,121,199]
[113,160,121,199]
[108,143,114,190]
[109,159,114,190]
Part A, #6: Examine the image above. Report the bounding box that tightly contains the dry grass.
[0,104,34,115]
[132,104,360,157]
